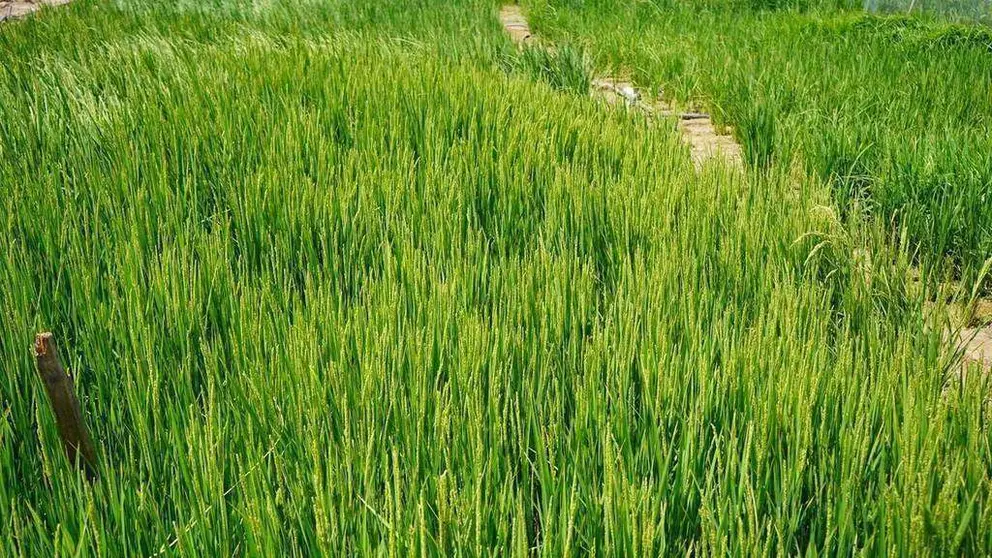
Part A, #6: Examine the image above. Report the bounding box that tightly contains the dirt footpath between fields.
[962,328,992,369]
[0,0,70,22]
[959,299,992,371]
[591,78,742,168]
[499,5,533,45]
[500,5,742,169]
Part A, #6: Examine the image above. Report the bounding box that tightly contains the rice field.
[0,0,990,555]
[528,0,992,284]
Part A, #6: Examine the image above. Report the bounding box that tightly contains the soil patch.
[932,294,992,373]
[1,0,70,22]
[679,114,743,168]
[499,5,533,46]
[961,327,992,369]
[961,299,992,370]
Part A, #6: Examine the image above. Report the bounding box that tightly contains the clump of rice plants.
[529,0,992,285]
[505,42,593,95]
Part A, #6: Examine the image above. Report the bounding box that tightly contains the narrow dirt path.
[958,299,992,371]
[0,0,70,23]
[499,5,533,45]
[962,328,992,369]
[592,79,742,167]
[678,114,743,168]
[499,5,742,169]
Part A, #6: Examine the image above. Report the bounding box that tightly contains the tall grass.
[528,1,992,289]
[510,43,593,95]
[0,0,989,555]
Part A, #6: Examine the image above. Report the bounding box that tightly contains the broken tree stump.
[34,332,99,480]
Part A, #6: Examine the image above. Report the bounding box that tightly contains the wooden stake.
[34,332,99,481]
